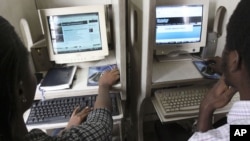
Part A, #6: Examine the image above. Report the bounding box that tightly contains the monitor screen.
[48,13,103,54]
[156,5,203,44]
[154,0,209,57]
[40,5,109,64]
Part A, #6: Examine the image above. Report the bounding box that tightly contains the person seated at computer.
[189,0,250,140]
[0,16,120,141]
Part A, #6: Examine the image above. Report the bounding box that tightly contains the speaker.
[31,39,53,72]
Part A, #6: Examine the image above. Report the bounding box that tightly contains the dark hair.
[226,0,250,75]
[0,16,28,141]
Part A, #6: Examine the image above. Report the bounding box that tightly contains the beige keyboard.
[154,84,240,119]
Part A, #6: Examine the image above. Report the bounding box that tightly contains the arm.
[57,69,119,140]
[196,76,237,132]
[94,68,120,110]
[64,68,119,129]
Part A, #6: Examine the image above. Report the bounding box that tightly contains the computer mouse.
[204,60,216,66]
[201,66,215,75]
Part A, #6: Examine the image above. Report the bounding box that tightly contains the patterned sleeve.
[61,108,113,141]
[26,108,113,141]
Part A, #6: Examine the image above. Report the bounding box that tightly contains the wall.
[0,0,42,42]
[0,0,240,56]
[209,0,240,56]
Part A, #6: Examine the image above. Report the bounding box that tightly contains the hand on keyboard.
[65,106,92,130]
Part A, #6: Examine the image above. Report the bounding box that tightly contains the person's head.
[0,16,36,140]
[222,0,250,88]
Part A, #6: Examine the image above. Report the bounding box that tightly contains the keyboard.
[154,85,210,118]
[154,85,239,118]
[26,93,119,125]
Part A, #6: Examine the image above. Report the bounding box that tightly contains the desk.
[130,58,240,141]
[24,51,124,140]
[29,0,127,140]
[151,60,239,121]
[152,60,214,87]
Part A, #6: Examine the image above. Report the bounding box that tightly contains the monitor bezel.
[40,5,109,64]
[154,0,209,56]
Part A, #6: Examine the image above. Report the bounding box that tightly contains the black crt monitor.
[40,5,109,64]
[154,0,209,62]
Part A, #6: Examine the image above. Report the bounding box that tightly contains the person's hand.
[200,76,237,112]
[196,76,237,132]
[205,56,222,75]
[99,68,120,88]
[65,106,92,130]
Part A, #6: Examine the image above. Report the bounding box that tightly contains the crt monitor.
[154,0,209,61]
[40,5,109,64]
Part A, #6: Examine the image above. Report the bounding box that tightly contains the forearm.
[94,84,111,110]
[58,109,113,140]
[197,105,215,132]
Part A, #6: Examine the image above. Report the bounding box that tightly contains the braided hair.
[0,16,28,141]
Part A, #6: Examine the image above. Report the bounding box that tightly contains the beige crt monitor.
[40,5,109,64]
[154,0,209,61]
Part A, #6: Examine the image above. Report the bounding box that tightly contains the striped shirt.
[189,101,250,141]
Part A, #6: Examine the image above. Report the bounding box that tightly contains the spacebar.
[43,116,68,123]
[179,105,199,111]
[164,108,199,118]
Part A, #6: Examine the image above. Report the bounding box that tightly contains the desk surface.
[152,60,203,84]
[34,68,121,100]
[25,51,124,130]
[34,51,122,100]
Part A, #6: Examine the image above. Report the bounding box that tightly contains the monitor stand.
[155,51,193,62]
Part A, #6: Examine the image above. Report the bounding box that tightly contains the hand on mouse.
[99,68,120,88]
[205,56,222,75]
[202,66,215,75]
